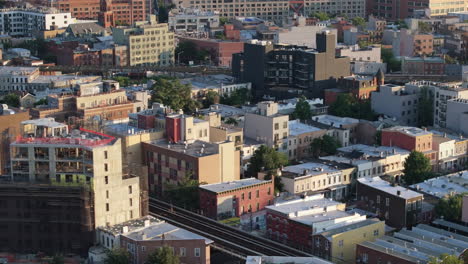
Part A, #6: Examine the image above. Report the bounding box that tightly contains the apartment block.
[381,126,434,157]
[337,45,381,63]
[356,177,425,228]
[203,112,243,150]
[312,218,385,264]
[356,224,468,264]
[199,178,274,219]
[265,194,367,250]
[176,0,365,24]
[178,37,244,67]
[0,7,72,37]
[446,98,468,136]
[367,0,467,19]
[142,138,240,194]
[280,161,354,200]
[232,32,350,99]
[244,101,289,148]
[309,115,360,147]
[168,9,219,35]
[112,15,174,66]
[286,120,326,160]
[402,56,445,75]
[392,29,433,57]
[433,82,468,129]
[94,216,213,264]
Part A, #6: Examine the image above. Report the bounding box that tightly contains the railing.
[15,128,115,147]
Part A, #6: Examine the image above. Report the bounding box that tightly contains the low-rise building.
[199,178,274,219]
[286,120,326,160]
[265,194,367,250]
[280,161,354,200]
[402,56,445,75]
[177,37,244,67]
[392,29,434,57]
[312,218,385,264]
[410,170,468,199]
[446,98,468,136]
[246,256,333,264]
[309,115,360,147]
[356,224,468,264]
[180,74,251,98]
[95,216,213,264]
[337,45,381,63]
[356,177,426,228]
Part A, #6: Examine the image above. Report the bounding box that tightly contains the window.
[248,192,251,199]
[129,185,132,194]
[106,190,109,199]
[373,229,379,236]
[105,176,108,184]
[104,163,108,172]
[274,123,279,130]
[338,240,344,247]
[241,193,244,200]
[106,203,109,212]
[129,198,133,206]
[104,151,108,159]
[386,198,390,206]
[180,247,186,257]
[256,190,259,198]
[142,246,146,251]
[194,248,201,257]
[362,253,368,263]
[376,195,380,204]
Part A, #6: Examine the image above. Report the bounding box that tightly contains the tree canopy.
[292,96,312,122]
[220,88,251,106]
[104,248,131,264]
[247,145,288,178]
[310,135,341,158]
[418,86,434,127]
[309,12,330,21]
[435,193,465,222]
[403,151,432,185]
[175,41,211,64]
[146,245,180,264]
[428,254,464,264]
[202,90,220,108]
[151,76,201,113]
[381,48,401,72]
[113,76,131,87]
[164,173,202,210]
[418,21,432,33]
[1,93,20,107]
[352,17,366,27]
[328,94,377,121]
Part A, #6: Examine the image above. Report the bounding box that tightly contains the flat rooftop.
[410,171,468,198]
[384,126,432,137]
[246,256,333,264]
[200,178,271,193]
[99,215,162,236]
[338,144,410,157]
[358,177,422,199]
[0,66,37,75]
[146,139,220,157]
[281,162,340,179]
[266,194,342,216]
[288,120,322,136]
[21,118,67,129]
[105,123,160,136]
[321,218,381,239]
[312,115,359,128]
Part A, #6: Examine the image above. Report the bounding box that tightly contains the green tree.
[435,194,465,222]
[104,248,131,264]
[381,48,401,72]
[418,86,434,127]
[49,255,64,264]
[146,245,180,264]
[224,117,238,126]
[309,12,330,21]
[113,76,131,87]
[329,94,377,121]
[151,76,201,113]
[358,40,371,49]
[374,130,382,146]
[403,151,432,185]
[175,42,211,64]
[219,17,229,25]
[165,173,203,210]
[1,93,20,107]
[352,17,366,27]
[445,55,457,64]
[264,171,284,194]
[202,90,220,108]
[34,98,48,106]
[418,21,432,33]
[292,96,312,122]
[247,145,288,178]
[310,135,341,158]
[220,88,251,106]
[428,254,464,264]
[13,39,47,58]
[157,1,174,23]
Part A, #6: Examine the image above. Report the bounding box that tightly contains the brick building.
[393,29,434,57]
[55,43,128,67]
[381,126,437,161]
[178,37,244,67]
[199,178,274,219]
[356,177,426,228]
[401,56,445,75]
[265,194,367,251]
[0,107,29,175]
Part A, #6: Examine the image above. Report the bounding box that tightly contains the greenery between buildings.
[146,245,180,264]
[418,86,434,127]
[428,254,465,264]
[328,94,377,121]
[435,193,466,222]
[292,96,312,122]
[104,248,131,264]
[310,134,341,158]
[0,93,20,107]
[247,145,288,180]
[164,174,203,211]
[150,76,201,114]
[220,88,252,106]
[175,41,211,65]
[403,151,432,185]
[381,48,401,72]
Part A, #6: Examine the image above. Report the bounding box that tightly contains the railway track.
[149,197,313,258]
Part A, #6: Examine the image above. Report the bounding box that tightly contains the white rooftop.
[358,177,422,199]
[246,256,333,264]
[124,221,214,244]
[338,144,410,157]
[410,171,468,198]
[312,115,359,128]
[21,118,67,128]
[282,162,340,178]
[0,66,37,75]
[200,178,270,193]
[289,120,322,136]
[385,126,431,137]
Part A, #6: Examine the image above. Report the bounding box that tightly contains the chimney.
[144,219,150,227]
[397,190,401,196]
[122,226,129,233]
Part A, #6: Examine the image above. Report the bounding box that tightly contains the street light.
[177,51,184,66]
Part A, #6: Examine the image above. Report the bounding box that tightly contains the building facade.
[366,0,467,19]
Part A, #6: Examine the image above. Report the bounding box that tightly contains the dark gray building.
[232,31,351,99]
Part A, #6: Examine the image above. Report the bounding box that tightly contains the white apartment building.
[0,7,72,36]
[337,45,381,63]
[168,8,219,35]
[10,118,142,227]
[433,82,468,128]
